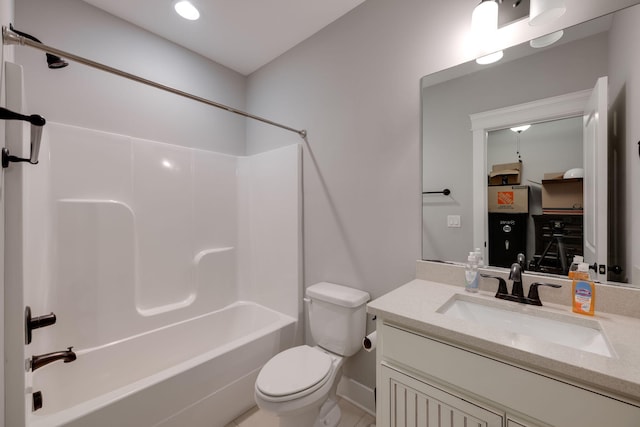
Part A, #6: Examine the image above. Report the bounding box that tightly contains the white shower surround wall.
[22,122,301,426]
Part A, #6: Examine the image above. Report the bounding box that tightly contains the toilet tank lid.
[306,282,370,308]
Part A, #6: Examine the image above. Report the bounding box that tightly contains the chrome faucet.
[30,347,76,371]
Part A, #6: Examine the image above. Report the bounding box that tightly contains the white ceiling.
[81,0,367,75]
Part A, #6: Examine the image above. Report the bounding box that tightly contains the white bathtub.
[28,302,296,427]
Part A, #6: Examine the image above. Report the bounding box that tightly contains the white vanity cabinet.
[381,365,504,427]
[376,322,640,427]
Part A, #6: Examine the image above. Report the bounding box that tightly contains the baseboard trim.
[337,376,375,416]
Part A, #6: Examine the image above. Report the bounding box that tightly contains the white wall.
[22,122,300,354]
[237,145,302,321]
[0,0,12,421]
[25,122,239,350]
[608,6,640,286]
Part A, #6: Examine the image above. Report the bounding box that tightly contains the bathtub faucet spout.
[30,347,76,371]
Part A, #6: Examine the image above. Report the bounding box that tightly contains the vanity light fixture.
[174,0,200,21]
[529,0,566,26]
[472,0,499,32]
[530,30,564,48]
[472,0,503,65]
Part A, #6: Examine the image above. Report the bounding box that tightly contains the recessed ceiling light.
[174,0,200,21]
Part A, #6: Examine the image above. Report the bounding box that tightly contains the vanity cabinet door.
[381,365,504,427]
[506,418,543,427]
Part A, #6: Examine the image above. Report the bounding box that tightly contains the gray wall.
[422,33,608,264]
[14,0,247,155]
[608,5,640,285]
[244,0,635,391]
[244,0,472,388]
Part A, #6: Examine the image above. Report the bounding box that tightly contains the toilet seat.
[256,345,334,402]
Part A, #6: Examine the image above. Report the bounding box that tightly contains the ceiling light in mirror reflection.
[510,125,531,133]
[530,30,564,48]
[174,0,200,21]
[476,51,504,65]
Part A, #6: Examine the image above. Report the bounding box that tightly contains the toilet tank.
[306,282,370,357]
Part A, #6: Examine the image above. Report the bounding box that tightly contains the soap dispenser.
[465,252,479,293]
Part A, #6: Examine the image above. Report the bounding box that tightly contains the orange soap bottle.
[572,262,595,316]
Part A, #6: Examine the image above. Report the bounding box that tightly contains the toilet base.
[275,398,341,427]
[277,407,321,427]
[313,398,341,427]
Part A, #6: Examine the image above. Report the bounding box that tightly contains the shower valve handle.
[0,107,45,126]
[25,306,57,345]
[0,107,46,168]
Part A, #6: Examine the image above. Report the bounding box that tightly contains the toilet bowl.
[254,282,370,427]
[255,345,344,427]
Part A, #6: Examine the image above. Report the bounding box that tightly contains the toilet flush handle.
[303,297,311,304]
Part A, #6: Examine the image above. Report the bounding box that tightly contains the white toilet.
[254,282,370,427]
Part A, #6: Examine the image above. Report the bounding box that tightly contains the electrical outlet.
[447,215,461,228]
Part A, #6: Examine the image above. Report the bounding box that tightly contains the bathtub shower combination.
[18,122,301,427]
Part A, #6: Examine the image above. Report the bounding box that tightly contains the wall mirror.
[421,3,639,287]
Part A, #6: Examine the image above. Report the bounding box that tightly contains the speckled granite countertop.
[368,278,640,403]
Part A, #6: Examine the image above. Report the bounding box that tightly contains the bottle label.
[465,270,478,289]
[574,281,592,313]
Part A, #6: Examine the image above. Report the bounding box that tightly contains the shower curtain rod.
[2,26,307,139]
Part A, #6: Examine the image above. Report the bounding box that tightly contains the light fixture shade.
[530,30,564,48]
[476,50,504,65]
[174,0,200,21]
[529,0,566,26]
[510,125,531,133]
[472,1,499,34]
[472,1,501,64]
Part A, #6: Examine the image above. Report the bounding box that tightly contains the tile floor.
[225,398,376,427]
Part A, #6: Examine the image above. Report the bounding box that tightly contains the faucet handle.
[527,282,562,306]
[481,274,508,297]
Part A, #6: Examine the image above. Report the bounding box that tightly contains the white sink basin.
[437,295,614,357]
